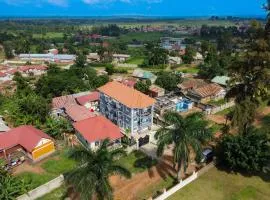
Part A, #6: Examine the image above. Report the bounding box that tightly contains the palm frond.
[110,148,127,160]
[109,165,132,178]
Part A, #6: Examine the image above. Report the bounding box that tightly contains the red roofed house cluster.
[0,125,55,162]
[0,65,48,82]
[51,90,124,149]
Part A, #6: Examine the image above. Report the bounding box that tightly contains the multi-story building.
[98,81,156,140]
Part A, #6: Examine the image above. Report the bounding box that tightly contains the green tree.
[75,53,87,68]
[105,65,114,75]
[0,159,29,200]
[134,80,151,94]
[182,45,195,64]
[155,112,213,179]
[65,139,131,200]
[217,128,270,173]
[155,71,181,91]
[144,43,168,66]
[227,25,270,133]
[3,42,14,59]
[44,117,73,139]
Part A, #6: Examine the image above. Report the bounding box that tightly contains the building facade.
[98,81,156,136]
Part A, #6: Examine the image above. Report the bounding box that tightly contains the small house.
[168,56,182,65]
[132,69,157,83]
[187,83,226,103]
[0,125,55,162]
[73,116,123,150]
[112,54,130,63]
[211,76,230,87]
[149,85,165,98]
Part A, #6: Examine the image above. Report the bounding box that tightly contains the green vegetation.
[65,139,131,200]
[115,150,157,174]
[16,151,76,190]
[137,176,175,200]
[33,32,64,39]
[155,112,213,180]
[155,71,181,91]
[118,32,164,43]
[0,159,29,200]
[207,98,227,106]
[177,66,200,74]
[126,57,145,65]
[168,167,270,200]
[216,128,270,172]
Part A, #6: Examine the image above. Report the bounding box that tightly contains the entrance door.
[138,135,150,147]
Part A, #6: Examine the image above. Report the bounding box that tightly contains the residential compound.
[98,81,156,137]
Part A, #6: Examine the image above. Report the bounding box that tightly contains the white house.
[112,54,130,63]
[168,56,182,65]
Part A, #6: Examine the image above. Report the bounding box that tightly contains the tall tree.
[217,128,270,173]
[65,139,131,200]
[227,18,270,134]
[155,112,213,179]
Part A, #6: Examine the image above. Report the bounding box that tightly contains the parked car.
[201,148,214,163]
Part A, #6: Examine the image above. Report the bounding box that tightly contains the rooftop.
[65,104,96,122]
[211,76,230,86]
[76,91,100,106]
[190,83,225,98]
[0,125,52,152]
[73,116,123,143]
[98,81,156,109]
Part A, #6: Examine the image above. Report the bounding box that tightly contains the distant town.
[0,12,269,200]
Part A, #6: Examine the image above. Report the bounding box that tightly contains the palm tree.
[155,112,213,180]
[65,139,131,200]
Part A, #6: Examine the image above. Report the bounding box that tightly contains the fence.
[152,162,215,200]
[17,175,64,200]
[153,172,198,200]
[204,101,235,115]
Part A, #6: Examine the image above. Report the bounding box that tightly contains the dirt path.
[12,162,45,175]
[206,114,228,125]
[112,157,176,200]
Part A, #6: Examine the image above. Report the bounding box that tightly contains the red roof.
[76,92,100,105]
[52,95,76,109]
[65,104,95,122]
[0,125,52,152]
[5,69,18,75]
[19,65,47,72]
[73,116,123,143]
[0,72,7,77]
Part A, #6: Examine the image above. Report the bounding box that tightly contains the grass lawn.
[207,99,227,106]
[37,186,66,200]
[118,32,164,42]
[16,150,76,190]
[215,107,234,116]
[137,176,176,200]
[176,65,200,74]
[126,57,144,65]
[33,32,64,39]
[168,167,270,200]
[115,150,157,174]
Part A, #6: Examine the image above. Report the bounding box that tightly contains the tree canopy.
[65,139,131,200]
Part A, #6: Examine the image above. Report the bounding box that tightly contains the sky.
[0,0,267,17]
